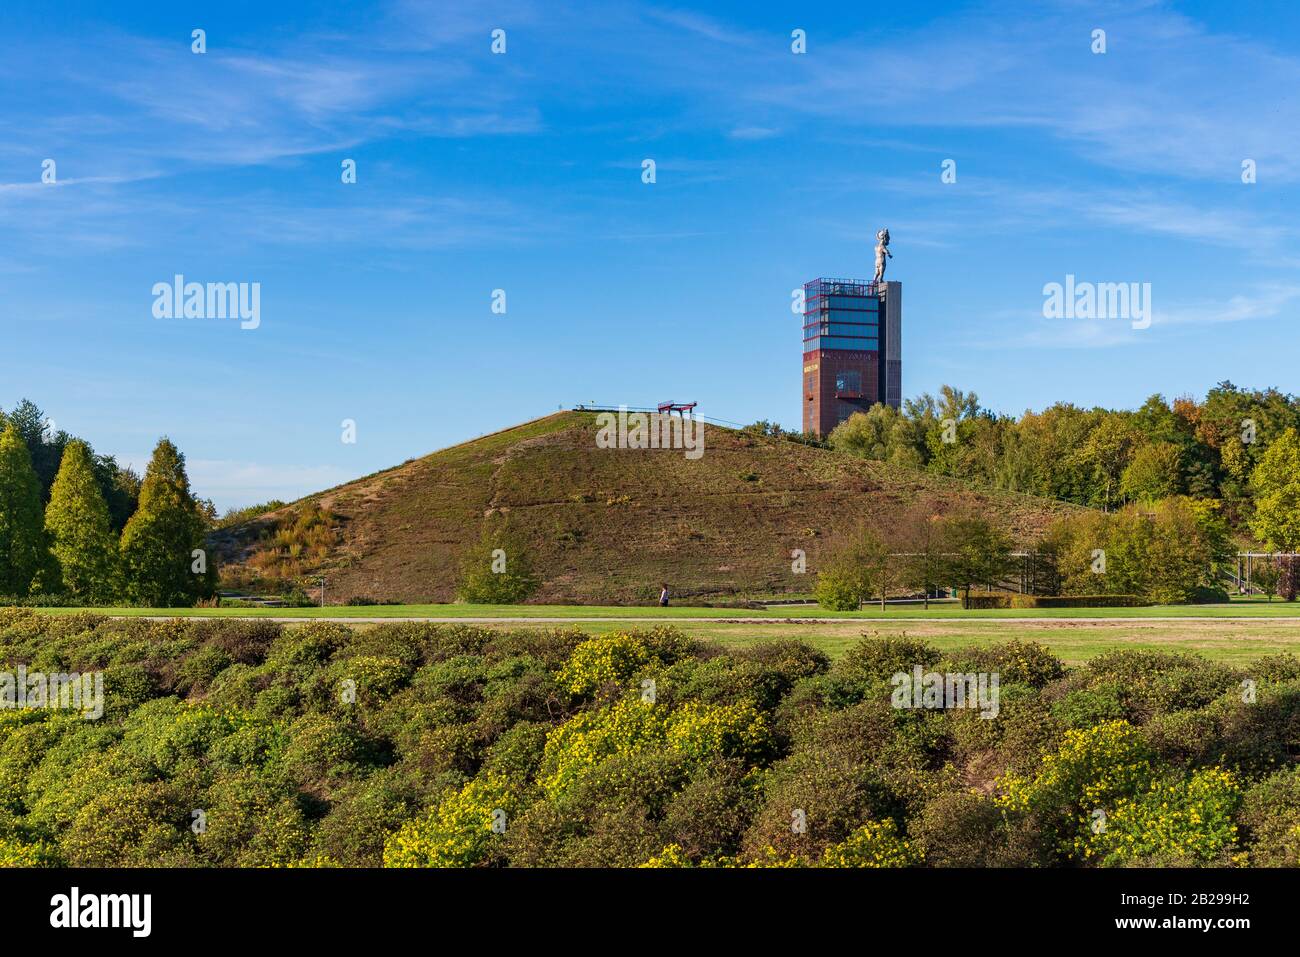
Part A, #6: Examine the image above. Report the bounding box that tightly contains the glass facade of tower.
[801,277,901,436]
[802,281,880,352]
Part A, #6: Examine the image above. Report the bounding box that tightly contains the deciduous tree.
[1250,428,1300,601]
[1120,442,1184,503]
[814,524,893,611]
[937,515,1014,609]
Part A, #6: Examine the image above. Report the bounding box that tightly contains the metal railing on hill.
[1230,552,1299,596]
[569,405,830,448]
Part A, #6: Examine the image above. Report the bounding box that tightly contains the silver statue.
[872,228,892,283]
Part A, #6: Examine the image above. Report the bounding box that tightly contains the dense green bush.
[454,534,539,605]
[1088,767,1241,867]
[913,790,1048,867]
[1238,766,1300,866]
[1039,497,1233,605]
[1,609,1297,868]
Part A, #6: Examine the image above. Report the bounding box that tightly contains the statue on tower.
[872,228,892,284]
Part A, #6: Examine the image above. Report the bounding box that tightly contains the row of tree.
[813,491,1283,609]
[779,382,1300,517]
[813,511,1015,610]
[790,384,1300,607]
[1039,497,1241,603]
[0,420,213,606]
[0,399,143,529]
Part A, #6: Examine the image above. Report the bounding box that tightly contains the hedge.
[965,593,1150,609]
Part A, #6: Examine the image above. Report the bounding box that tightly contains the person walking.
[658,583,670,607]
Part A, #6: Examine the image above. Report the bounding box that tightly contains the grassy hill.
[210,411,1082,604]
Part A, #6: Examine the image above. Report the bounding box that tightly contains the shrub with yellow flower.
[1087,767,1240,866]
[383,773,521,868]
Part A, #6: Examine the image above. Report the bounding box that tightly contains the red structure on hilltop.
[657,401,697,415]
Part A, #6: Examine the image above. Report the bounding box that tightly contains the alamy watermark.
[595,406,705,460]
[891,665,1000,719]
[1043,274,1151,330]
[152,275,260,330]
[50,887,150,937]
[1,665,103,720]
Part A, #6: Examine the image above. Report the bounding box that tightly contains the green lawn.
[20,598,1300,666]
[26,596,1300,620]
[677,618,1300,665]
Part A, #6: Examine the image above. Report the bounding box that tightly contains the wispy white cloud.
[988,311,1143,351]
[727,126,779,140]
[641,7,754,45]
[986,281,1300,351]
[0,18,537,177]
[739,6,1300,185]
[837,172,1290,256]
[1153,282,1300,327]
[0,173,162,193]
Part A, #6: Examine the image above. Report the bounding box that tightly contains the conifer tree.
[119,438,212,606]
[0,422,47,595]
[45,439,119,602]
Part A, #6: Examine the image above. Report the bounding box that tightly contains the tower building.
[801,278,901,436]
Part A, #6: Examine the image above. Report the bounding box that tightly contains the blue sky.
[4,0,1300,509]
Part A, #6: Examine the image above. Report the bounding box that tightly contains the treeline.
[1040,497,1241,603]
[0,400,142,530]
[0,400,215,606]
[758,381,1300,517]
[814,491,1297,608]
[815,511,1016,611]
[765,381,1300,606]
